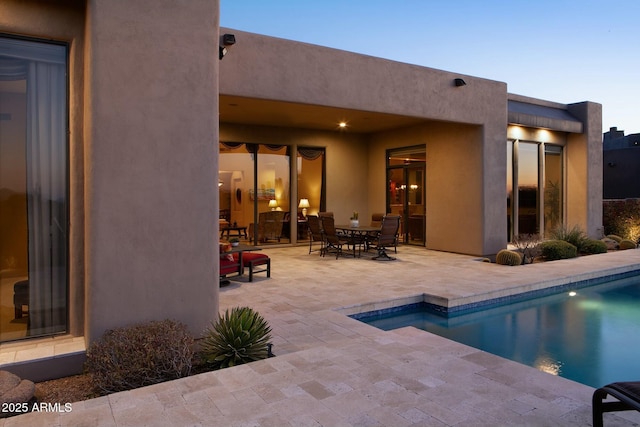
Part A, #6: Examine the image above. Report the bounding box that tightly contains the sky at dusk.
[221,0,640,135]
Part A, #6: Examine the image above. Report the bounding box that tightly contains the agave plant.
[201,306,272,369]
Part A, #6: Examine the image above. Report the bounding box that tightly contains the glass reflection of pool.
[356,274,640,388]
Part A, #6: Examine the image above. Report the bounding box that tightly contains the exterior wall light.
[219,33,236,60]
[454,78,466,87]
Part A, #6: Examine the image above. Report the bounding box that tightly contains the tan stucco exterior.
[84,0,219,343]
[218,29,601,255]
[1,3,602,378]
[219,29,511,255]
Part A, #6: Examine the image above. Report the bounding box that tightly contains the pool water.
[359,275,640,388]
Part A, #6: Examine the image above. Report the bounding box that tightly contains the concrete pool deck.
[4,246,640,426]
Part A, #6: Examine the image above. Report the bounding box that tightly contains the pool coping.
[339,264,640,319]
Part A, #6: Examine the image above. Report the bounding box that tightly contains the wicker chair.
[250,211,285,243]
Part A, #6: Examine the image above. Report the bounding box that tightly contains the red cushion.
[220,255,240,275]
[242,253,269,266]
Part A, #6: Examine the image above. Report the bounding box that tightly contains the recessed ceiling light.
[338,122,347,128]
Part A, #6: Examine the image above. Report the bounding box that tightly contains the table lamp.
[298,198,310,217]
[268,199,278,211]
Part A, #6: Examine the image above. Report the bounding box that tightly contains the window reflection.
[219,143,293,245]
[544,145,563,235]
[518,142,539,235]
[508,140,564,241]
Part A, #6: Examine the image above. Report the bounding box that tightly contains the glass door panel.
[0,37,68,342]
[406,167,425,245]
[544,145,563,236]
[386,145,426,246]
[517,142,539,235]
[297,147,325,241]
[257,145,289,244]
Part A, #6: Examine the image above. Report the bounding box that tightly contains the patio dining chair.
[371,214,401,260]
[320,215,356,259]
[306,215,325,255]
[365,213,385,251]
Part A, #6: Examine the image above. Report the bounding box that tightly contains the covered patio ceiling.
[219,95,428,133]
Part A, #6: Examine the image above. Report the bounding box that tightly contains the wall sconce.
[268,199,279,211]
[454,78,467,87]
[218,180,223,187]
[298,198,310,217]
[219,33,236,60]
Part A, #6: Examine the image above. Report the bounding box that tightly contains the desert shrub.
[580,239,608,255]
[539,240,577,260]
[201,306,272,369]
[511,233,541,264]
[85,319,194,394]
[603,199,640,243]
[548,225,588,252]
[606,234,623,243]
[619,239,638,250]
[495,249,522,266]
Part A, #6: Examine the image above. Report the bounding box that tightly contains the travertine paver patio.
[4,245,640,426]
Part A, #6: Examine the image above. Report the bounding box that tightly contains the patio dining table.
[334,224,381,257]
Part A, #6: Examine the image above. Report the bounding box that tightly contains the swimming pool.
[356,273,640,388]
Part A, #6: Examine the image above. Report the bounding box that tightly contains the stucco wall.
[85,0,219,342]
[220,29,508,256]
[219,28,504,125]
[369,122,489,255]
[567,102,603,238]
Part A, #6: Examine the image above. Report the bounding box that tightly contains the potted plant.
[229,237,240,247]
[350,211,359,227]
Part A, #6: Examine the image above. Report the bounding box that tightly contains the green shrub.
[606,234,623,243]
[580,239,608,255]
[495,249,522,266]
[201,307,272,369]
[85,319,194,394]
[540,240,577,260]
[549,225,588,252]
[619,239,638,250]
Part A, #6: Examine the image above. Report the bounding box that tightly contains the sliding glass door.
[0,36,68,342]
[507,140,563,241]
[219,142,292,245]
[386,146,426,246]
